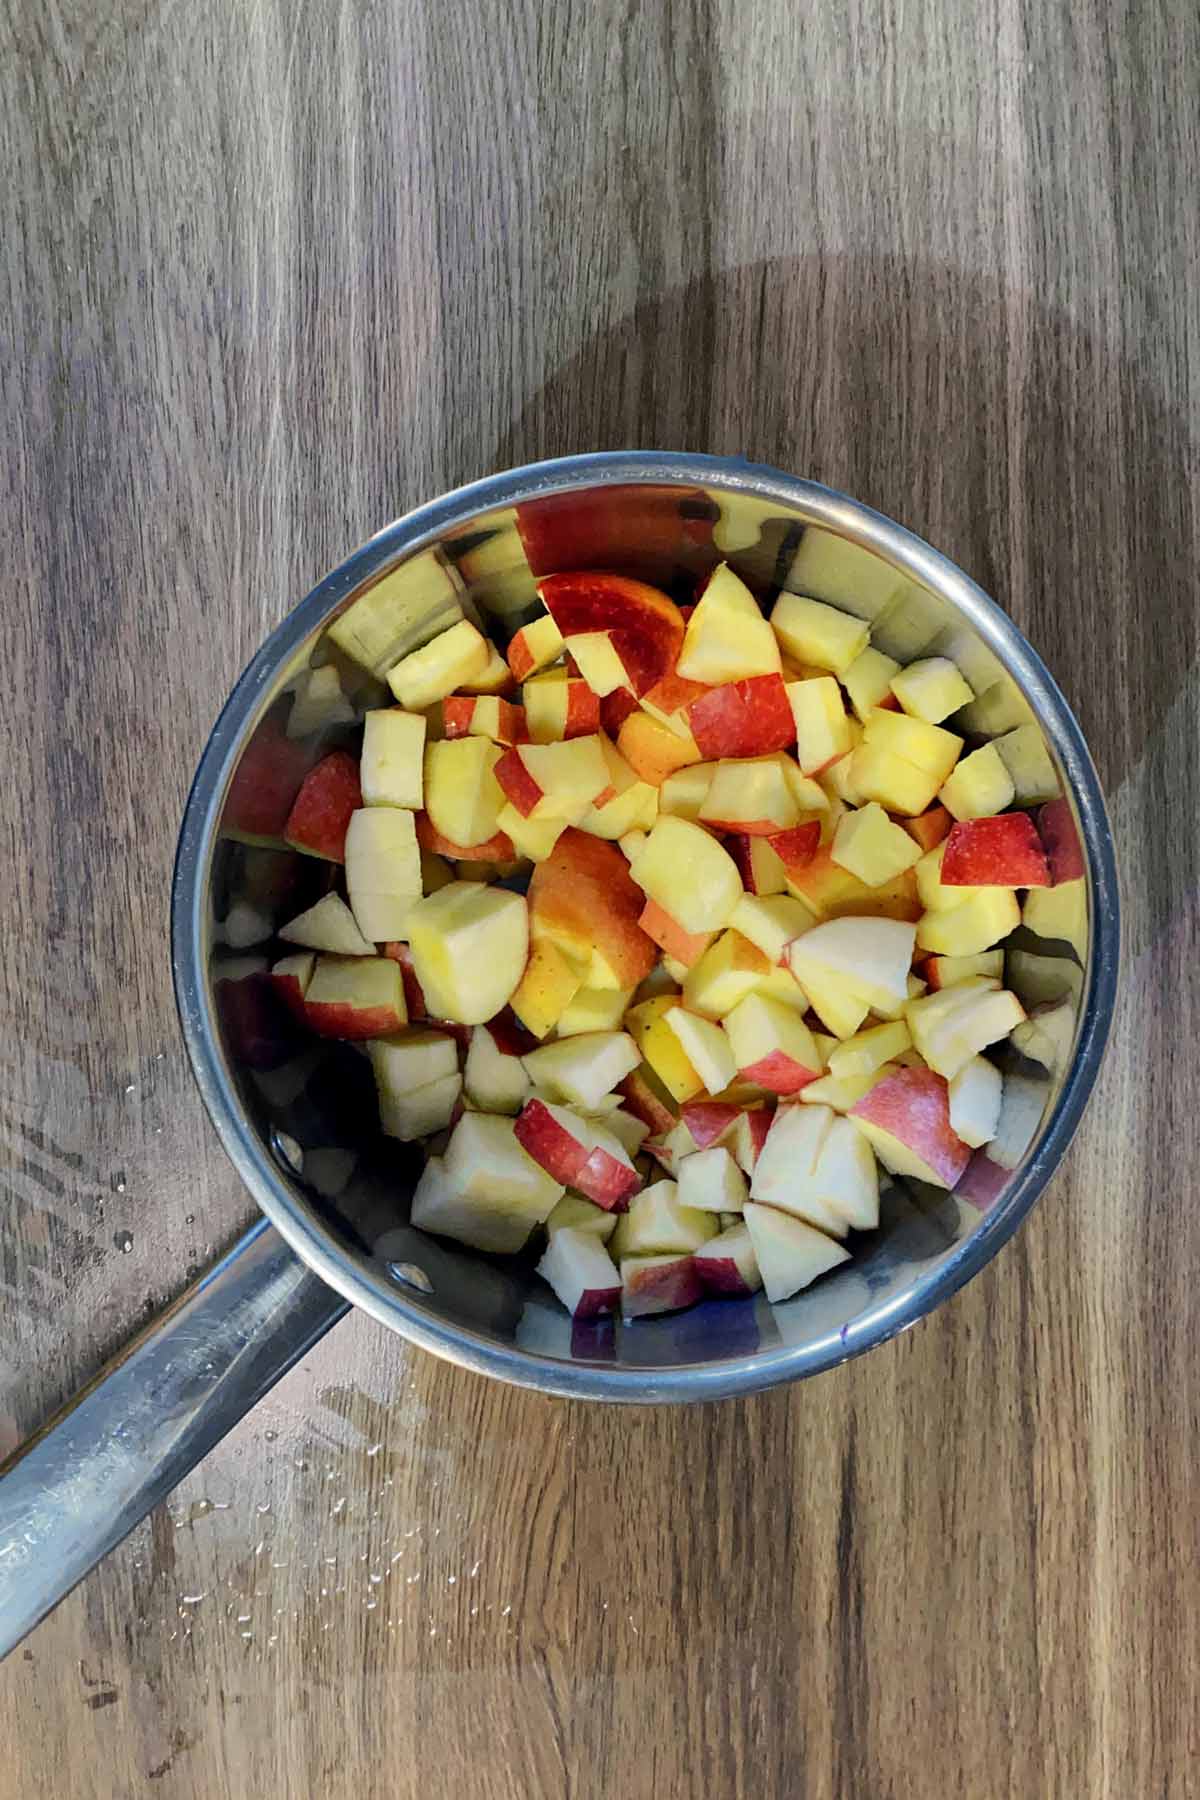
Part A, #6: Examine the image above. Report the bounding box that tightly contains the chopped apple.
[860,708,964,784]
[416,812,515,863]
[368,1027,458,1097]
[626,995,705,1103]
[769,593,869,674]
[360,710,427,809]
[723,993,821,1095]
[783,847,917,925]
[850,1066,971,1188]
[344,806,422,941]
[1010,996,1077,1072]
[993,724,1059,804]
[675,562,781,682]
[280,892,373,956]
[731,1106,773,1173]
[431,1113,564,1250]
[619,827,649,864]
[902,804,953,852]
[576,735,657,839]
[424,737,506,849]
[742,1201,849,1302]
[941,814,1050,887]
[842,645,902,721]
[699,757,801,835]
[494,736,610,821]
[565,631,636,697]
[600,1107,651,1158]
[641,672,715,737]
[522,1031,640,1110]
[459,642,515,694]
[619,1068,679,1138]
[536,1228,622,1318]
[507,937,582,1038]
[808,1114,880,1229]
[830,802,922,887]
[664,1008,737,1094]
[788,915,916,1017]
[305,955,407,1039]
[681,930,772,1017]
[658,762,718,820]
[727,833,788,895]
[821,727,866,806]
[523,669,601,742]
[686,673,796,759]
[406,880,529,1024]
[642,1118,700,1175]
[631,815,743,934]
[907,982,1025,1080]
[283,750,363,861]
[554,986,632,1036]
[386,619,491,708]
[889,656,973,723]
[442,694,527,747]
[528,829,657,992]
[270,951,315,1018]
[797,1067,890,1112]
[848,742,941,816]
[620,1253,704,1319]
[924,949,1005,989]
[611,1179,719,1256]
[537,571,683,696]
[463,1022,532,1113]
[638,900,713,969]
[506,613,565,682]
[677,1145,748,1215]
[514,1097,640,1209]
[377,1068,462,1140]
[948,1056,1003,1147]
[616,712,703,785]
[788,677,852,773]
[1023,878,1087,960]
[546,1195,619,1242]
[1036,797,1085,883]
[828,1020,912,1080]
[766,820,823,877]
[678,1099,741,1149]
[693,1223,762,1296]
[938,743,1014,821]
[915,889,1021,956]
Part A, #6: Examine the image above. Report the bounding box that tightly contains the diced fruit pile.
[259,559,1084,1326]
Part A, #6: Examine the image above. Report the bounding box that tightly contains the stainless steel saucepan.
[0,453,1119,1654]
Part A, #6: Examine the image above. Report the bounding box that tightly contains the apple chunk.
[360,709,426,809]
[514,1097,641,1209]
[424,737,506,849]
[675,562,781,683]
[413,1114,563,1252]
[723,993,821,1095]
[664,1008,737,1095]
[769,593,869,674]
[521,1031,641,1111]
[693,1222,762,1296]
[742,1202,849,1303]
[677,1145,748,1214]
[506,613,565,682]
[537,571,683,696]
[280,892,373,956]
[687,674,796,759]
[788,915,916,1018]
[494,737,610,821]
[344,806,422,942]
[631,815,743,935]
[850,1066,972,1188]
[948,1056,1003,1148]
[386,619,491,708]
[536,1228,622,1318]
[283,750,362,861]
[464,1022,532,1113]
[620,1254,704,1319]
[610,1179,719,1256]
[529,828,657,992]
[405,881,529,1024]
[699,757,801,834]
[940,814,1050,887]
[304,955,407,1039]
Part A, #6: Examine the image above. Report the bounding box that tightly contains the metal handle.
[0,1220,349,1657]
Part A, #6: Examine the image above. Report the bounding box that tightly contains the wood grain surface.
[1,0,1197,1794]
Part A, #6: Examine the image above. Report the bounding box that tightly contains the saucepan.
[0,453,1119,1653]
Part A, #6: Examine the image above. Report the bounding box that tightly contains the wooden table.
[1,1,1196,1793]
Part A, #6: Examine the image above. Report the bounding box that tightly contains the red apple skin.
[536,572,683,697]
[575,1144,640,1210]
[941,814,1051,887]
[694,1254,756,1298]
[600,688,639,733]
[270,971,310,1022]
[415,813,516,862]
[643,671,713,723]
[530,830,657,990]
[443,696,529,744]
[955,1152,1010,1209]
[1037,798,1085,883]
[563,681,601,737]
[851,1067,972,1187]
[638,899,712,968]
[766,821,821,871]
[222,710,315,841]
[382,942,428,1019]
[740,1109,772,1169]
[622,1256,704,1318]
[514,1098,588,1185]
[903,805,953,853]
[507,626,551,684]
[305,999,407,1041]
[486,1009,538,1059]
[494,746,546,818]
[704,811,789,837]
[679,1100,741,1148]
[283,750,362,862]
[737,1051,820,1097]
[573,1284,623,1320]
[618,1071,678,1137]
[687,675,796,759]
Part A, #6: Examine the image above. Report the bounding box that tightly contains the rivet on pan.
[269,1128,304,1176]
[387,1261,433,1294]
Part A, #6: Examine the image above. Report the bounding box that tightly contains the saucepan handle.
[0,1219,348,1657]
